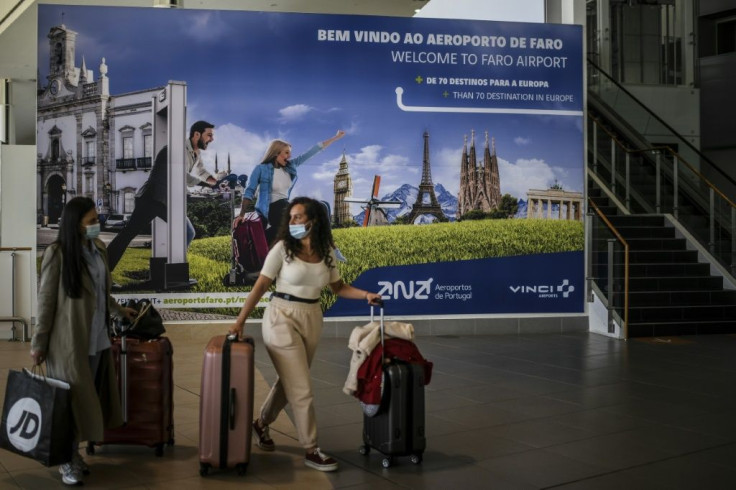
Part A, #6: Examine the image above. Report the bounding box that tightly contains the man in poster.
[106,120,218,272]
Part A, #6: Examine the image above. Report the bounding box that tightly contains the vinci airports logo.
[509,279,575,299]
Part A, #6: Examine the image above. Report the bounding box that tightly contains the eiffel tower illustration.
[408,131,446,223]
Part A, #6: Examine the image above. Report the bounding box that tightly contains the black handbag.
[117,299,165,339]
[0,368,74,466]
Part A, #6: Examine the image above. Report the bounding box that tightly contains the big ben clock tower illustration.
[333,152,353,226]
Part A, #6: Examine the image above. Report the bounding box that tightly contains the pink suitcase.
[198,334,254,476]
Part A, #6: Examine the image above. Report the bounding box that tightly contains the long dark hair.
[276,197,335,269]
[54,196,95,298]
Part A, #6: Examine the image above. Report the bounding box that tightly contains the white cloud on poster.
[184,11,235,43]
[198,123,272,176]
[499,157,555,198]
[278,104,314,123]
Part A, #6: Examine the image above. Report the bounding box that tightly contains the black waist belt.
[271,291,319,304]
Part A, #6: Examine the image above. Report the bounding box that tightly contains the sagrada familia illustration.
[458,130,502,216]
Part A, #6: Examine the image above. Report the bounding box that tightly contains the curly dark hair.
[275,197,335,269]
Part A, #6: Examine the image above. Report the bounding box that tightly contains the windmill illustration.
[344,175,401,227]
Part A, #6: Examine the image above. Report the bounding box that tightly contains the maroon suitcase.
[233,212,268,273]
[199,334,254,476]
[87,336,174,456]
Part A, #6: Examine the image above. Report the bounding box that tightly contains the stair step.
[592,262,711,277]
[627,263,710,276]
[628,305,736,322]
[627,320,736,337]
[606,215,666,227]
[606,249,699,263]
[625,238,687,250]
[628,250,698,263]
[616,227,676,239]
[621,290,736,306]
[591,237,686,250]
[628,276,724,291]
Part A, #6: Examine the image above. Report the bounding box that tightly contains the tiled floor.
[2,324,736,489]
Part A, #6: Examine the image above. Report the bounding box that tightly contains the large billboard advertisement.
[36,5,584,318]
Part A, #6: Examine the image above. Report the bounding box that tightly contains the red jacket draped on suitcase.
[355,338,433,405]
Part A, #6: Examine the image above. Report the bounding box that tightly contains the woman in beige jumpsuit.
[229,196,381,472]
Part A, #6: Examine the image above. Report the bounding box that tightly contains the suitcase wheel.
[381,456,393,468]
[222,273,237,287]
[199,463,210,477]
[236,463,248,476]
[410,453,423,465]
[359,445,370,456]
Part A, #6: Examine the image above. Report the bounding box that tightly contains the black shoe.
[252,419,275,451]
[305,447,338,472]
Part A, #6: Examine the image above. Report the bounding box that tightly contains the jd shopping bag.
[0,368,74,466]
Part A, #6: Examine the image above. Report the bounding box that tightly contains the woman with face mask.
[30,197,136,486]
[233,130,346,246]
[229,196,382,472]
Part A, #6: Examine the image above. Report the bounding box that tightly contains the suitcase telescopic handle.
[370,300,386,363]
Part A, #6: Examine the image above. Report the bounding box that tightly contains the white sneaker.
[59,462,83,485]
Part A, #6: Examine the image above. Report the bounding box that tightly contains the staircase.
[589,182,736,337]
[586,59,736,337]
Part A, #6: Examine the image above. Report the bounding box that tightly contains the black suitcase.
[359,305,426,468]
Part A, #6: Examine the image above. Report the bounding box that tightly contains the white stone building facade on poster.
[37,22,161,224]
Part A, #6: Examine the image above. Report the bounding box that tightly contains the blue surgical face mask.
[289,223,310,240]
[85,223,101,239]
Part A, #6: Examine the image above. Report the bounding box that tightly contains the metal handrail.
[588,58,736,189]
[588,199,629,338]
[0,247,32,342]
[591,113,736,207]
[589,112,736,274]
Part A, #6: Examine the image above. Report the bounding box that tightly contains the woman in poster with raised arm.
[233,130,345,245]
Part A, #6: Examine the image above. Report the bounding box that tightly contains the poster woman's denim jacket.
[243,143,324,220]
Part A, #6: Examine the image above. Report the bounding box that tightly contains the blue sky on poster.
[39,5,582,207]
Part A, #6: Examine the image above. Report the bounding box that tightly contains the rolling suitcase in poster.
[87,336,175,457]
[223,212,268,286]
[359,305,427,468]
[199,334,255,476]
[234,212,268,271]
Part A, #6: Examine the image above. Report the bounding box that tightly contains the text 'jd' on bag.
[0,368,74,466]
